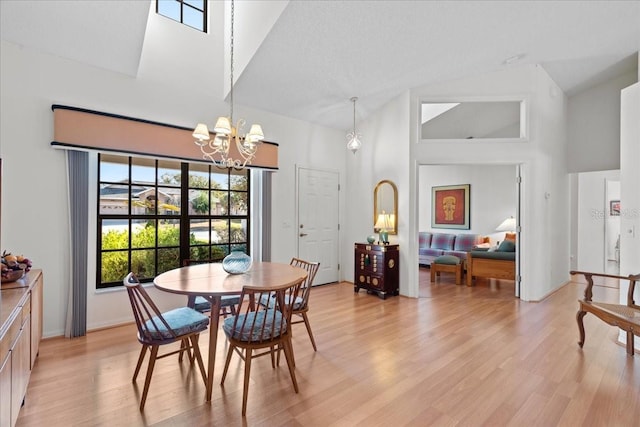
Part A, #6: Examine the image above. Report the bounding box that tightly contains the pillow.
[474,243,491,249]
[505,232,516,242]
[497,240,516,252]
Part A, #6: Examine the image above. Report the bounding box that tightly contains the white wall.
[408,64,569,301]
[0,38,345,337]
[567,70,638,173]
[575,170,621,272]
[418,164,517,244]
[343,92,411,295]
[619,82,640,277]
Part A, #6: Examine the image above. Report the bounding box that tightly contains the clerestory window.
[156,0,207,32]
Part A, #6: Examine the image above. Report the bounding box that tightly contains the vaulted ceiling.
[2,0,639,131]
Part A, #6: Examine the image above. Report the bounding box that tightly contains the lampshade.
[375,213,392,230]
[247,124,264,142]
[496,216,516,232]
[192,123,210,142]
[213,117,232,135]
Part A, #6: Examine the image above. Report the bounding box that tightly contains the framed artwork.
[610,200,620,216]
[431,184,470,229]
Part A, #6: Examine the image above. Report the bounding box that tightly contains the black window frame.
[96,154,250,289]
[156,0,208,33]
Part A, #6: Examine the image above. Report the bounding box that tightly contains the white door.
[297,167,340,285]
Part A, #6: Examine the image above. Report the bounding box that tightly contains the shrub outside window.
[97,154,249,288]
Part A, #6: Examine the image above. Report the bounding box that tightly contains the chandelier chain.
[229,0,234,123]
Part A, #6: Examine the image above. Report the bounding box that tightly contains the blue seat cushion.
[145,307,209,340]
[258,293,304,310]
[433,255,461,265]
[194,295,241,312]
[223,309,286,342]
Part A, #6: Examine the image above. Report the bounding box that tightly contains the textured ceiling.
[2,0,639,131]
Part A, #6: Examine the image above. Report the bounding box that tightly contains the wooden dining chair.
[182,258,241,318]
[220,277,305,415]
[123,272,209,410]
[260,258,321,351]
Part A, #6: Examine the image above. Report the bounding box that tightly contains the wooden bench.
[571,270,640,356]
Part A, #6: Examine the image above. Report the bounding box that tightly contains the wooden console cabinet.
[0,270,43,427]
[354,243,399,299]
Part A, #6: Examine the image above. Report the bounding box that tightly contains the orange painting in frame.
[431,184,470,229]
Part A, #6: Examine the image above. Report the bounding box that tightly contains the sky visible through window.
[157,0,206,32]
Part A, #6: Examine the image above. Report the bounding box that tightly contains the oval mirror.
[374,180,398,236]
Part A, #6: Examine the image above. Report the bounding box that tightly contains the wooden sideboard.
[0,269,43,427]
[354,243,399,299]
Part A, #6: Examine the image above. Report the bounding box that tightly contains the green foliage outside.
[100,220,247,285]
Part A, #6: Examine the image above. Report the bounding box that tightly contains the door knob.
[299,233,308,237]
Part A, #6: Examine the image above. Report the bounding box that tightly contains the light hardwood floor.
[17,270,639,426]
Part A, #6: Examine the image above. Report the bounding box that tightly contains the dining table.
[153,261,308,402]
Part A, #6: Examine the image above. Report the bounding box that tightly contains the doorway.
[296,167,340,285]
[605,179,620,275]
[417,163,522,297]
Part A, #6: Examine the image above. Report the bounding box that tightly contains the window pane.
[211,171,229,189]
[158,186,181,214]
[190,219,210,244]
[183,7,204,31]
[213,245,229,260]
[101,251,128,283]
[131,157,156,185]
[158,248,180,274]
[100,184,129,215]
[189,189,209,215]
[230,219,247,243]
[212,190,227,215]
[159,219,180,247]
[230,191,247,215]
[102,220,129,250]
[158,160,181,186]
[213,219,229,244]
[184,0,204,10]
[100,154,128,183]
[132,219,155,249]
[189,163,210,188]
[157,0,180,21]
[131,249,155,280]
[133,188,157,215]
[230,170,248,190]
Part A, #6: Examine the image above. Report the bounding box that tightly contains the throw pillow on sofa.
[497,240,516,252]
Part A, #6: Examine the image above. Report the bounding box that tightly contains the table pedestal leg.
[205,296,221,402]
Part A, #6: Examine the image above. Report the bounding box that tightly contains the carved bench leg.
[577,310,587,348]
[626,331,634,356]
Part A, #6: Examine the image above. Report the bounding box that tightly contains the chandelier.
[192,0,264,169]
[346,96,362,154]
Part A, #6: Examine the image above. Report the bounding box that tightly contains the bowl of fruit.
[1,251,33,283]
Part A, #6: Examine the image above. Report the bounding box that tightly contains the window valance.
[51,105,278,170]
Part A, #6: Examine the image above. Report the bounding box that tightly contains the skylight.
[157,0,207,32]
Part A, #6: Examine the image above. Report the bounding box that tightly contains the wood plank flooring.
[17,269,639,426]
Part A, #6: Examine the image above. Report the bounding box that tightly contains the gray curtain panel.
[65,150,88,337]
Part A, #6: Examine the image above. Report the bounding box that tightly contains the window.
[97,154,249,288]
[157,0,207,32]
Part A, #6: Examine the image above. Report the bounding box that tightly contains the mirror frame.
[374,180,398,235]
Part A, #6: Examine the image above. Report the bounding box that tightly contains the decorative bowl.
[222,251,252,274]
[1,268,26,283]
[366,235,376,244]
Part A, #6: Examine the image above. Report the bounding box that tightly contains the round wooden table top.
[153,261,308,296]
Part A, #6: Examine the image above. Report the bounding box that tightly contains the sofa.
[418,232,488,266]
[466,239,516,286]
